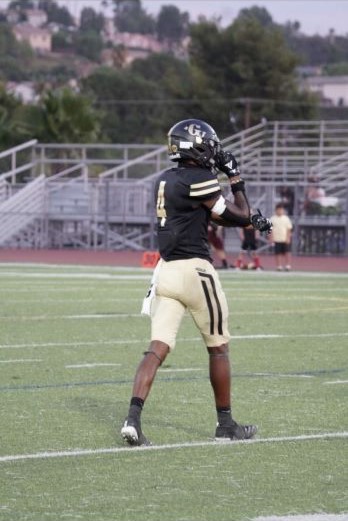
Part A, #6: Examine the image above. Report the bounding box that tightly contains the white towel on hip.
[141,259,162,316]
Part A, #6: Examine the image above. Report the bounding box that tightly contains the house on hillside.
[13,23,52,53]
[302,75,348,106]
[6,9,20,24]
[103,17,116,42]
[102,28,167,65]
[116,32,164,62]
[102,17,168,65]
[6,81,38,103]
[25,8,48,28]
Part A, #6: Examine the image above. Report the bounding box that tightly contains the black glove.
[215,150,240,178]
[251,209,272,233]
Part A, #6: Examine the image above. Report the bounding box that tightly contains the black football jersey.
[154,165,221,261]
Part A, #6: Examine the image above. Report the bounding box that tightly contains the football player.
[121,119,272,446]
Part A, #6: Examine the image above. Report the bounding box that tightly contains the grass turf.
[0,265,347,521]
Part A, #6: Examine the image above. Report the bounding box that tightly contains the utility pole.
[244,98,251,129]
[238,97,252,129]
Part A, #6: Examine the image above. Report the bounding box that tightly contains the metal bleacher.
[0,120,347,254]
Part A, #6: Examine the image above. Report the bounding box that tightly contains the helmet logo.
[185,123,207,139]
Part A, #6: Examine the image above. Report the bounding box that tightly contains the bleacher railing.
[0,121,347,252]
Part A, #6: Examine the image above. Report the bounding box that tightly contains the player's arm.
[188,166,249,226]
[207,151,272,233]
[204,176,251,227]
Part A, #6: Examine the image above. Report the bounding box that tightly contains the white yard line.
[0,313,142,320]
[253,373,313,379]
[1,267,348,279]
[0,432,347,463]
[0,359,42,364]
[159,368,203,373]
[0,263,146,271]
[0,339,187,350]
[0,307,347,321]
[2,286,348,293]
[324,380,348,385]
[253,515,348,521]
[0,287,144,294]
[2,298,142,304]
[233,333,348,340]
[3,296,348,304]
[0,332,347,350]
[65,363,121,369]
[0,271,149,281]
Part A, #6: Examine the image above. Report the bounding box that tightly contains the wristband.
[231,179,245,194]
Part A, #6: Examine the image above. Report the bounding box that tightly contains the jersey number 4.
[156,180,167,227]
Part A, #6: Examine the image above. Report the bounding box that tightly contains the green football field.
[0,263,347,521]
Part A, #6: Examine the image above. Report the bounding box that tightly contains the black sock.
[130,397,144,408]
[128,397,144,421]
[222,259,228,268]
[217,407,232,426]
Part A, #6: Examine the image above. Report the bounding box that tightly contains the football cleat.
[121,418,152,447]
[215,420,257,441]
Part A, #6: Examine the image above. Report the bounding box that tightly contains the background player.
[236,225,261,270]
[121,119,272,446]
[208,222,233,269]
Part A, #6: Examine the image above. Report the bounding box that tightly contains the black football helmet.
[167,119,221,168]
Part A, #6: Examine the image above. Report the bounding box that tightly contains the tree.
[38,0,74,26]
[324,61,348,75]
[82,67,162,142]
[0,84,31,149]
[51,30,74,52]
[0,22,33,81]
[75,31,103,62]
[80,7,105,34]
[37,88,100,143]
[81,52,219,143]
[157,5,189,43]
[130,53,211,125]
[112,0,155,34]
[189,13,317,131]
[8,0,34,10]
[237,6,274,28]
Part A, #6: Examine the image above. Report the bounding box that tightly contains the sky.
[1,0,348,36]
[58,0,348,36]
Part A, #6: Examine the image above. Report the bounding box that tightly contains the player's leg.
[206,344,257,441]
[121,263,186,446]
[207,343,231,408]
[236,249,244,269]
[186,260,257,440]
[250,241,261,269]
[274,242,284,270]
[251,251,261,269]
[121,339,169,446]
[131,340,169,401]
[284,244,292,271]
[209,228,231,269]
[236,240,247,269]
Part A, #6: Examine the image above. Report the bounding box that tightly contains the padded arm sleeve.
[221,206,251,227]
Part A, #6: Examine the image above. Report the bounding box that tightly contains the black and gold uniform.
[155,165,221,262]
[152,163,230,349]
[121,119,269,447]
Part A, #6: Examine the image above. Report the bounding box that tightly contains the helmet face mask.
[168,119,221,168]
